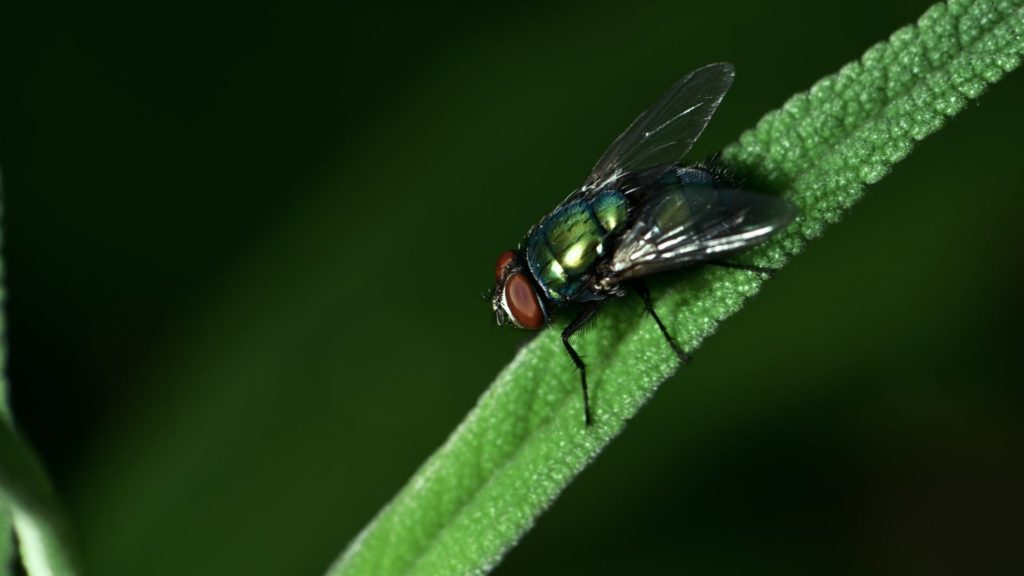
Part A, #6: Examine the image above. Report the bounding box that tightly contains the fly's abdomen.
[527,190,627,302]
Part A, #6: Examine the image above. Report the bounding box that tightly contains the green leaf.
[0,175,79,576]
[329,1,1024,574]
[0,419,79,576]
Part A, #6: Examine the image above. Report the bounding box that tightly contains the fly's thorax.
[526,190,627,302]
[590,190,628,232]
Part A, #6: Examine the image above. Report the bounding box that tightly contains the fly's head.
[492,250,547,330]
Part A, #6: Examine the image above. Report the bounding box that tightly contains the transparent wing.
[608,186,796,278]
[582,63,735,193]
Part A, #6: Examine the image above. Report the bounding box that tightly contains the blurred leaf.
[0,175,78,575]
[0,419,79,576]
[0,504,9,576]
[328,0,1024,573]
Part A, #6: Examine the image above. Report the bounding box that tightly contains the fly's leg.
[562,302,604,427]
[634,282,691,364]
[706,260,777,277]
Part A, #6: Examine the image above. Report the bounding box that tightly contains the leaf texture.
[328,1,1024,574]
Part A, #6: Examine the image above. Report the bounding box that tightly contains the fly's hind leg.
[562,302,604,427]
[634,282,691,365]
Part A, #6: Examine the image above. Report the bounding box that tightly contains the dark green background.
[2,0,1022,574]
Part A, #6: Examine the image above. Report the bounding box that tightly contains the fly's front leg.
[634,282,690,364]
[562,302,603,427]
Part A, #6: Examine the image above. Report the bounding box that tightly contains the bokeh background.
[2,0,1023,574]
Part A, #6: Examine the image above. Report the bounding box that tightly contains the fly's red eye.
[504,273,545,330]
[495,250,516,280]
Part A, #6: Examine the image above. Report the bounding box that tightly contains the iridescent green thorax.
[526,190,628,302]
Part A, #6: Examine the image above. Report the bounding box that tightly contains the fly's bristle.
[694,153,741,189]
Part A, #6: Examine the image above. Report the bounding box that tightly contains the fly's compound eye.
[504,273,545,330]
[495,250,516,280]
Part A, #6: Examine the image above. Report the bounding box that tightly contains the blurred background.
[1,0,1022,574]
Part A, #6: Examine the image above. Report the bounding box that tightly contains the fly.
[490,63,796,426]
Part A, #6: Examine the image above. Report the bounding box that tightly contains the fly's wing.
[608,187,796,278]
[581,63,735,194]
